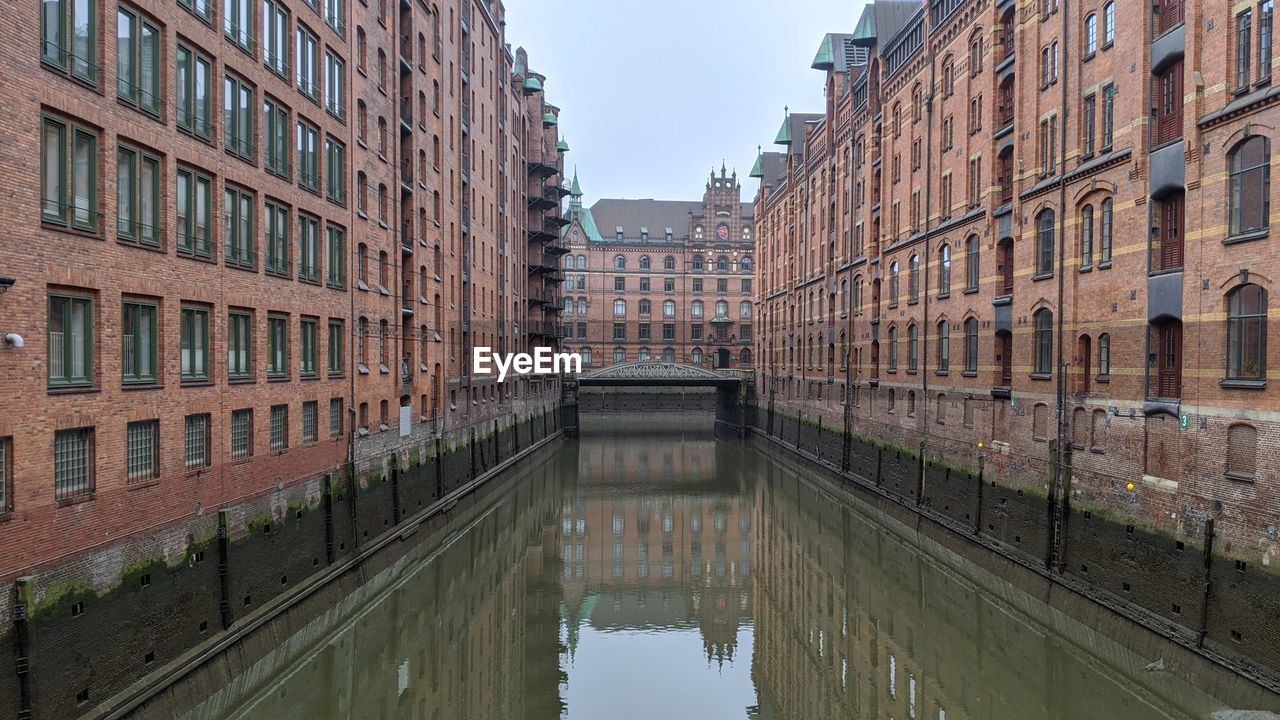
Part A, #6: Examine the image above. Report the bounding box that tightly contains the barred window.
[185,413,211,469]
[126,419,159,482]
[231,409,253,458]
[54,427,95,501]
[303,400,318,442]
[271,404,289,451]
[329,397,344,437]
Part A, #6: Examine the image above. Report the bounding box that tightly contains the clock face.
[716,224,730,241]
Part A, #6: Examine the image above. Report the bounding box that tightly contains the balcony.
[461,102,470,136]
[461,153,471,185]
[400,158,414,193]
[401,283,415,316]
[399,97,412,133]
[398,35,412,72]
[527,186,558,211]
[461,204,471,235]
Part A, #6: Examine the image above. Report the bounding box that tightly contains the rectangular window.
[1101,85,1116,149]
[42,0,98,84]
[225,74,255,161]
[327,319,344,375]
[116,8,161,115]
[324,50,345,120]
[664,278,675,293]
[324,0,344,34]
[116,145,161,246]
[54,427,95,501]
[181,305,210,381]
[264,0,290,77]
[297,121,319,191]
[179,0,214,22]
[176,45,213,139]
[184,413,211,468]
[1082,94,1096,157]
[302,401,318,442]
[267,314,288,378]
[270,404,289,450]
[125,419,159,482]
[298,214,320,281]
[663,323,675,340]
[231,409,253,458]
[225,186,255,268]
[1263,0,1275,83]
[41,116,98,231]
[228,310,253,379]
[264,98,290,177]
[176,167,213,257]
[265,201,290,275]
[121,300,158,383]
[692,278,702,292]
[613,322,626,340]
[325,137,346,205]
[326,223,346,286]
[296,25,319,98]
[300,317,318,376]
[638,323,651,340]
[48,294,93,387]
[691,324,703,340]
[225,0,254,52]
[329,397,343,436]
[1239,10,1254,90]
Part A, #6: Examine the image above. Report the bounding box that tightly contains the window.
[116,9,160,115]
[116,146,160,247]
[1152,191,1184,271]
[664,300,676,318]
[937,321,950,371]
[1239,9,1254,90]
[326,137,346,205]
[223,186,255,268]
[224,75,255,161]
[939,245,952,296]
[176,45,213,139]
[325,50,345,119]
[266,316,288,378]
[614,347,626,363]
[889,261,900,306]
[1080,205,1094,268]
[184,413,211,469]
[1151,320,1183,398]
[1082,94,1096,156]
[326,224,346,287]
[42,0,98,85]
[1103,2,1115,45]
[302,401,318,443]
[1263,0,1275,83]
[181,306,210,381]
[296,25,319,99]
[1153,61,1183,145]
[176,168,212,257]
[225,0,253,51]
[614,299,626,316]
[889,327,899,371]
[1226,424,1258,479]
[270,404,289,450]
[1100,198,1114,263]
[125,419,159,482]
[300,318,318,377]
[663,324,676,340]
[740,301,752,318]
[228,310,253,379]
[325,0,344,33]
[297,214,319,282]
[964,317,978,372]
[231,409,253,458]
[1029,309,1054,376]
[639,256,651,270]
[1227,284,1267,380]
[614,255,626,269]
[264,98,290,177]
[41,116,98,231]
[1229,135,1271,237]
[1084,13,1097,56]
[1036,210,1055,276]
[909,255,920,302]
[330,398,344,437]
[664,278,675,292]
[48,294,93,387]
[965,235,980,291]
[614,277,625,292]
[638,299,650,316]
[264,0,289,76]
[54,428,95,501]
[121,300,157,383]
[265,201,290,275]
[1038,115,1058,175]
[908,324,919,372]
[692,300,704,318]
[328,319,345,376]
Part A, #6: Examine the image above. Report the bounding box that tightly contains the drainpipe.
[1052,0,1073,572]
[919,57,938,491]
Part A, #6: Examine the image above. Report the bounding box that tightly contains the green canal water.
[179,416,1273,720]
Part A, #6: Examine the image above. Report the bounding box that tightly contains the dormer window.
[615,226,624,241]
[665,227,673,241]
[640,226,649,241]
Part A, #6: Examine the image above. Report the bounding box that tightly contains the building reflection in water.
[184,415,1244,720]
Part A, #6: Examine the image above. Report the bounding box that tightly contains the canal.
[172,416,1274,720]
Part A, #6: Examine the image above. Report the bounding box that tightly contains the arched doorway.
[715,349,731,369]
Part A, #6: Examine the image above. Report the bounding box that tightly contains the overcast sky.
[504,0,862,204]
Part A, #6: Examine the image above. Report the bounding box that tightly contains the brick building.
[561,166,756,370]
[0,0,566,606]
[754,0,1280,575]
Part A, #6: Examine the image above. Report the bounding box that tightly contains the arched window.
[893,102,902,137]
[664,255,675,270]
[1227,283,1267,380]
[907,390,917,416]
[912,82,923,122]
[740,301,752,318]
[691,348,703,364]
[970,31,984,75]
[1098,332,1111,376]
[1080,204,1094,268]
[576,255,586,269]
[741,256,753,271]
[1100,198,1113,263]
[691,300,704,318]
[908,323,919,371]
[614,255,626,269]
[1084,13,1098,55]
[613,347,625,363]
[965,235,980,290]
[638,347,651,361]
[909,254,920,301]
[662,347,675,362]
[613,299,626,316]
[663,300,676,317]
[937,320,950,371]
[890,261,900,306]
[563,254,574,269]
[715,300,728,317]
[716,256,729,272]
[693,256,704,271]
[1036,209,1055,275]
[964,317,979,372]
[939,245,952,295]
[740,349,752,364]
[577,298,587,315]
[942,55,955,97]
[1034,308,1054,374]
[854,276,864,314]
[1229,136,1270,236]
[639,255,651,269]
[889,326,899,370]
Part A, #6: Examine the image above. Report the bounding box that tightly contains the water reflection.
[183,415,1252,720]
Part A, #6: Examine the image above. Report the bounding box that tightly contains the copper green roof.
[774,110,792,145]
[812,34,837,69]
[749,147,764,178]
[543,112,557,126]
[851,5,877,45]
[523,76,543,91]
[557,138,570,152]
[570,170,582,197]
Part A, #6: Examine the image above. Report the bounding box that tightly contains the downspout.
[1052,0,1073,570]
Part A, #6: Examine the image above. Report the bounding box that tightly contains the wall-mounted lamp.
[3,334,23,348]
[0,278,14,294]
